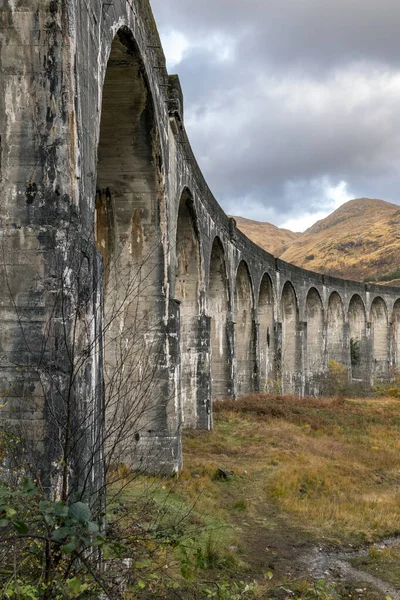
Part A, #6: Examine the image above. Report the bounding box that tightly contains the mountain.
[233,216,301,257]
[234,198,400,284]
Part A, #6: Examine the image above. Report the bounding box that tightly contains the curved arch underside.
[235,262,256,396]
[371,297,389,381]
[175,190,203,428]
[306,288,324,394]
[281,282,301,395]
[209,238,231,399]
[327,292,347,368]
[348,295,368,381]
[96,30,167,468]
[258,274,275,392]
[392,300,400,374]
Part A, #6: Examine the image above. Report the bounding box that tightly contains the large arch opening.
[258,273,275,392]
[348,295,367,381]
[371,297,389,381]
[392,299,400,374]
[235,261,255,395]
[209,238,230,399]
[327,292,347,367]
[281,282,300,394]
[175,190,202,428]
[306,288,324,392]
[95,30,166,468]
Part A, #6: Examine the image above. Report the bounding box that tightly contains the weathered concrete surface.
[1,0,400,487]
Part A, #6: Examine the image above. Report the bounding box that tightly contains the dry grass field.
[115,394,400,599]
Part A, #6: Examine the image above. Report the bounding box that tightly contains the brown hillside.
[234,198,400,284]
[280,198,400,282]
[233,216,301,257]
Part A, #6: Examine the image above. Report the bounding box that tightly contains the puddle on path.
[302,537,400,599]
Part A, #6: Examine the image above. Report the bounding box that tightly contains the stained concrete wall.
[281,282,301,394]
[370,297,389,381]
[2,0,400,486]
[392,300,400,374]
[327,292,348,369]
[235,261,256,395]
[258,274,275,392]
[306,288,324,395]
[175,190,202,429]
[348,295,368,381]
[209,238,231,399]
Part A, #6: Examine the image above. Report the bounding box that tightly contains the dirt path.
[305,542,400,599]
[235,501,400,598]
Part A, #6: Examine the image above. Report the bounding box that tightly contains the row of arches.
[174,190,400,419]
[94,30,400,446]
[174,196,400,399]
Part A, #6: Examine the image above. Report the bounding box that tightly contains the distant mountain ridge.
[233,198,400,285]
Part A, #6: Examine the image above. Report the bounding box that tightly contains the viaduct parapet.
[1,0,399,490]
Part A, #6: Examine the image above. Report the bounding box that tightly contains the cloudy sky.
[150,0,400,231]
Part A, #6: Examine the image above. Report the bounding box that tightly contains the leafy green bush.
[378,268,400,282]
[0,478,110,598]
[202,580,258,600]
[314,360,371,398]
[374,369,400,398]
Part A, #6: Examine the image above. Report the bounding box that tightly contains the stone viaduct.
[1,0,400,488]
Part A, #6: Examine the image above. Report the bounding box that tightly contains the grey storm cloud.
[150,0,400,229]
[151,0,400,70]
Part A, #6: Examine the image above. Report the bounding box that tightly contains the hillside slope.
[280,198,400,282]
[233,216,301,257]
[234,198,400,284]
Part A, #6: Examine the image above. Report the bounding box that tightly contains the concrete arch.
[258,273,275,392]
[370,297,389,381]
[235,261,256,396]
[281,281,300,394]
[96,28,166,466]
[392,299,400,373]
[306,288,325,393]
[348,294,367,381]
[209,237,231,399]
[175,189,204,428]
[175,188,203,294]
[327,292,347,368]
[300,283,325,322]
[96,28,163,275]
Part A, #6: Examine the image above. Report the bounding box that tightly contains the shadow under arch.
[327,291,347,368]
[175,188,209,428]
[281,281,300,394]
[208,236,232,400]
[370,296,389,381]
[348,294,367,381]
[95,28,171,471]
[258,272,275,392]
[306,287,325,394]
[235,260,256,396]
[392,299,400,373]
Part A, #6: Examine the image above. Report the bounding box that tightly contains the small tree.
[0,224,180,597]
[350,338,361,368]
